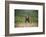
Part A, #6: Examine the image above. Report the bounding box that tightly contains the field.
[15,9,38,27]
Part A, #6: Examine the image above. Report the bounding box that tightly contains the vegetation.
[15,9,38,24]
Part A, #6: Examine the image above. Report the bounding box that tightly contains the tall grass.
[15,9,38,24]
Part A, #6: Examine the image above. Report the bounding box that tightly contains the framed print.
[5,1,45,36]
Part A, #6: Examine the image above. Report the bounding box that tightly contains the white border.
[9,4,43,34]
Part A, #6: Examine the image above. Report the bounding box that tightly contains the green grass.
[15,16,25,23]
[15,16,38,24]
[15,9,38,24]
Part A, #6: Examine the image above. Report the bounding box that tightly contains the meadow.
[15,9,38,27]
